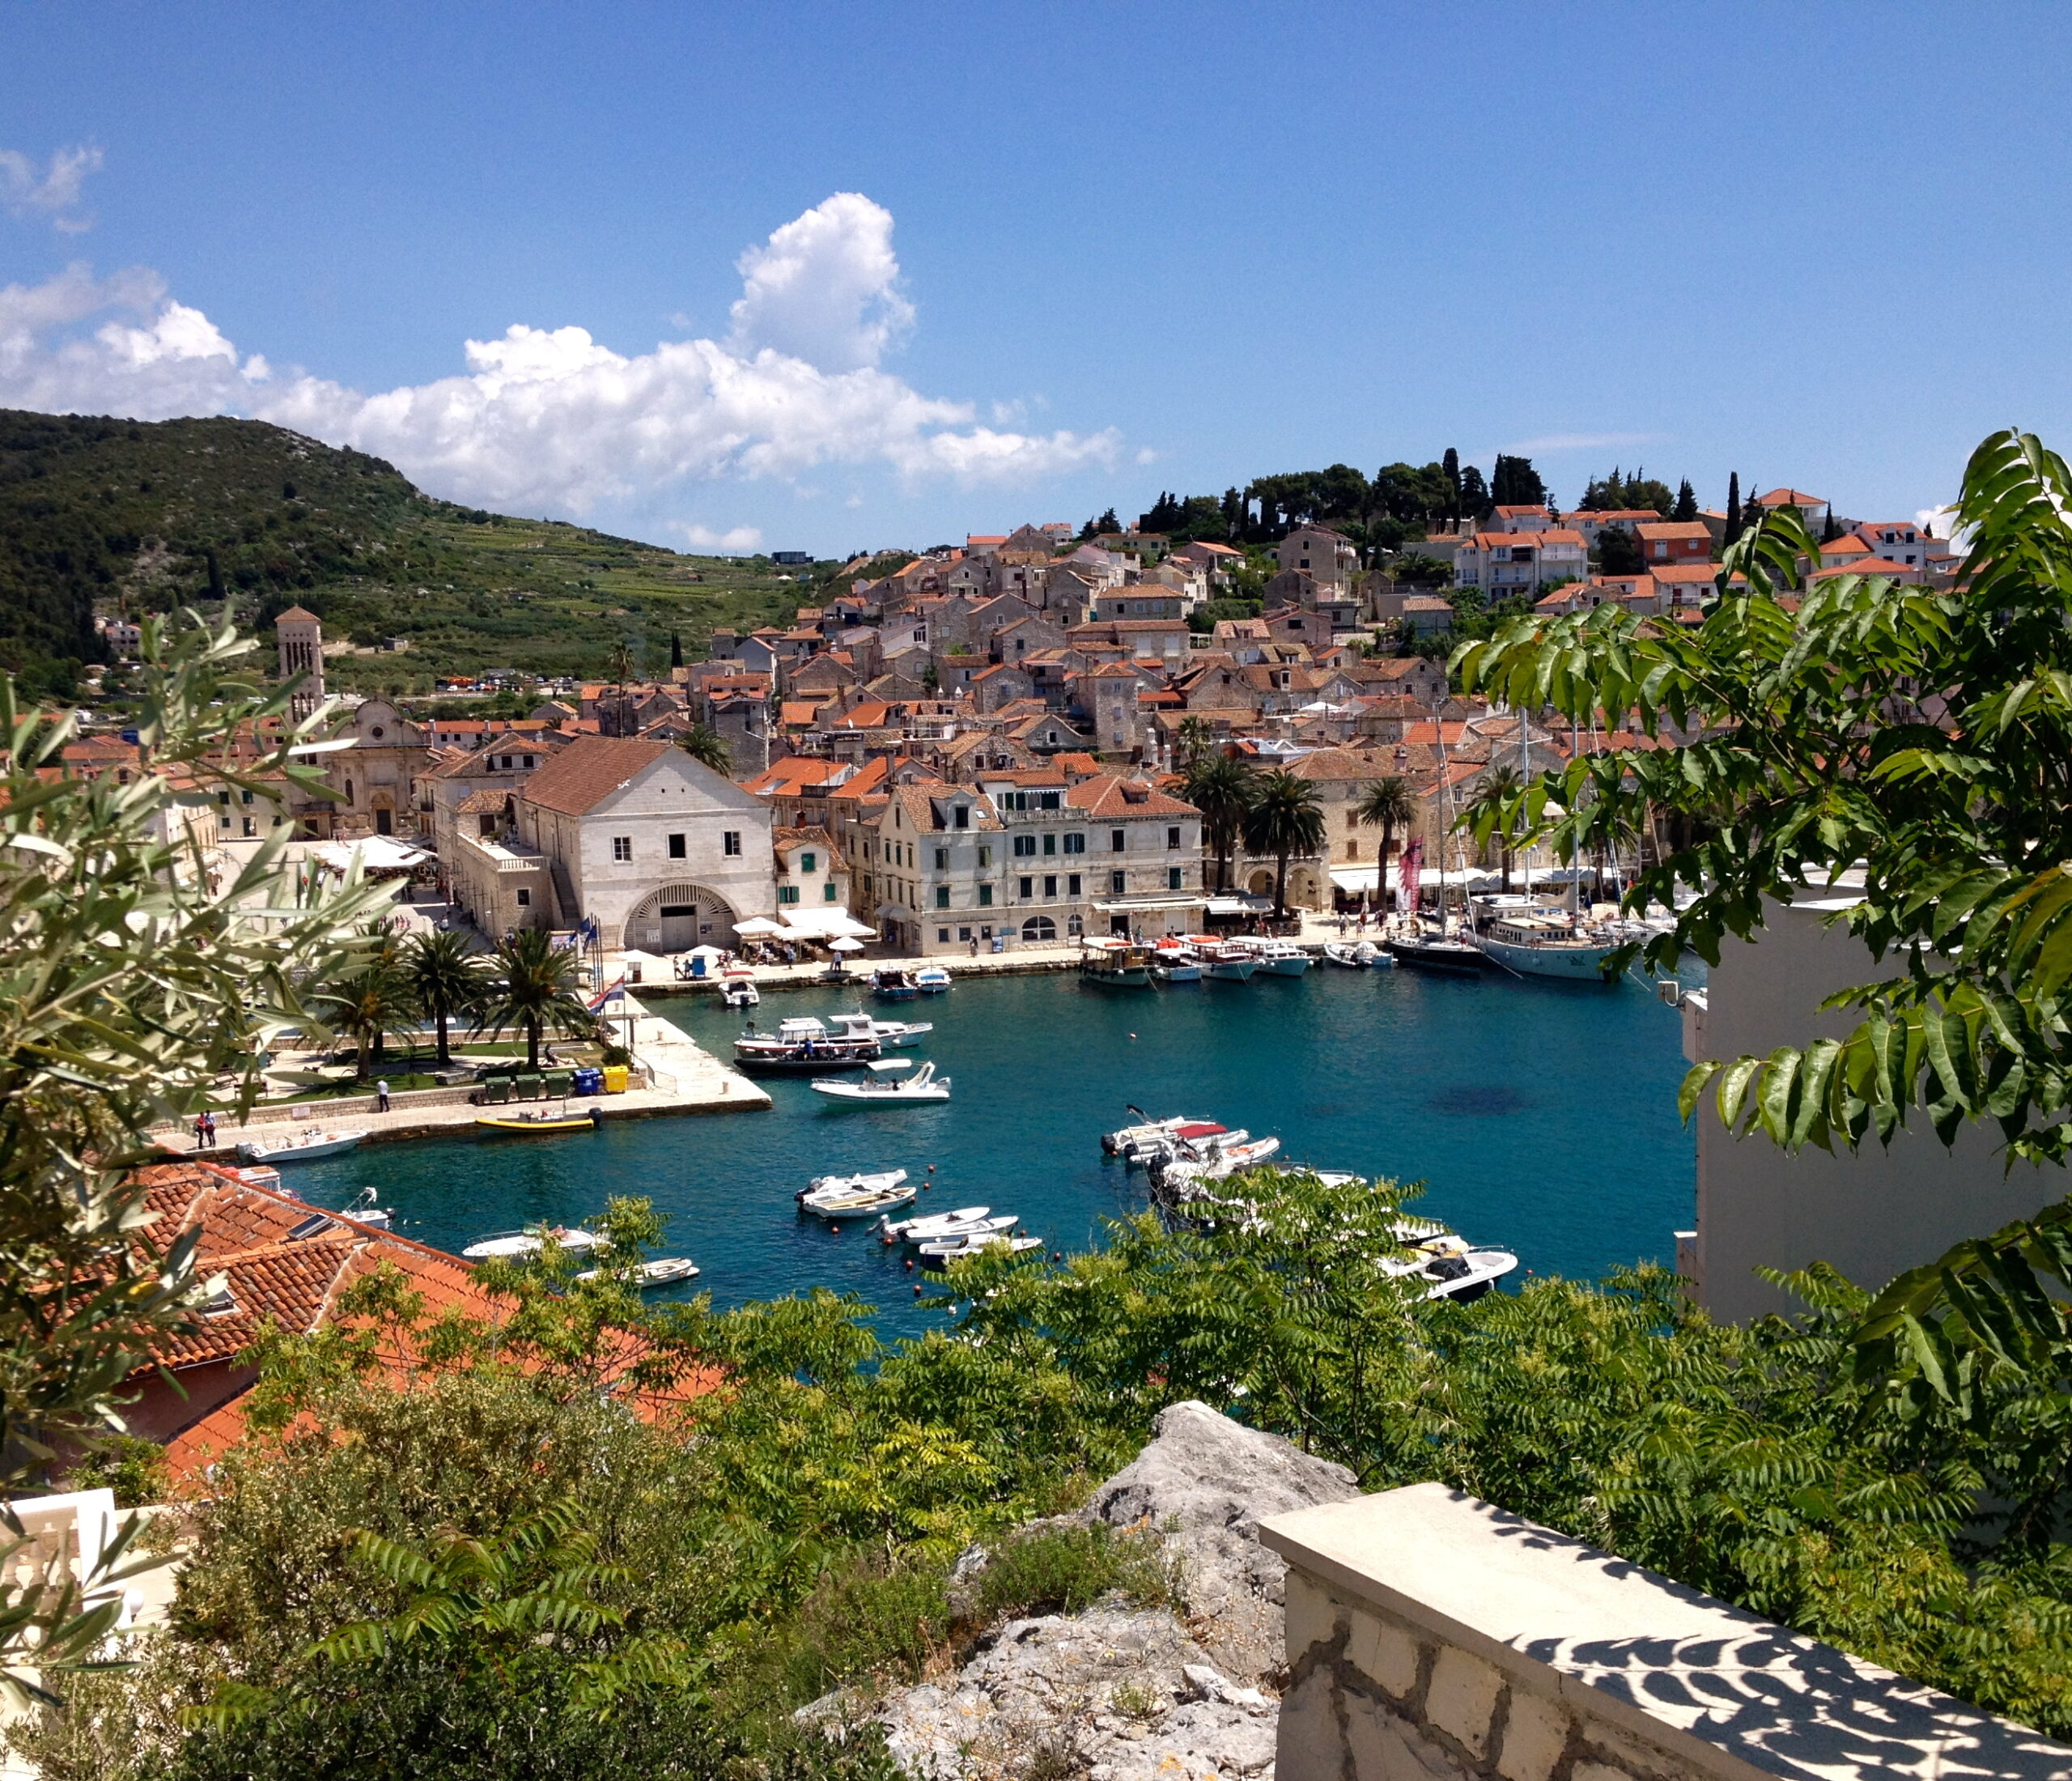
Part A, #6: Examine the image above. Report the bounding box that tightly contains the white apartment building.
[1453,528,1589,595]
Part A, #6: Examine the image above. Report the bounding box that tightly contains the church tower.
[274,606,326,721]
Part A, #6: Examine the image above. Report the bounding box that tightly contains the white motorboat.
[913,966,953,993]
[1231,937,1311,976]
[798,1175,918,1215]
[820,1010,934,1049]
[237,1125,368,1165]
[797,1166,911,1203]
[1100,1112,1220,1158]
[1159,1134,1283,1184]
[735,1015,881,1072]
[1322,941,1378,969]
[462,1224,605,1260]
[918,1232,1043,1264]
[877,1206,1000,1243]
[341,1184,393,1230]
[1150,940,1202,982]
[1182,937,1258,981]
[1383,1226,1518,1302]
[575,1256,702,1286]
[722,972,760,1009]
[1130,1124,1246,1169]
[809,1058,952,1106]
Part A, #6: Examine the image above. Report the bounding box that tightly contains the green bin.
[483,1078,512,1106]
[516,1073,544,1100]
[543,1070,573,1098]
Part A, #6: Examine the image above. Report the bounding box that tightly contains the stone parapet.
[1260,1482,2070,1781]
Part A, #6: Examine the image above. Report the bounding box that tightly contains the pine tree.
[1672,480,1697,522]
[1725,472,1743,546]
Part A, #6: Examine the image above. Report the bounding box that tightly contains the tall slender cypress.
[670,630,684,669]
[1442,447,1461,528]
[1725,472,1743,545]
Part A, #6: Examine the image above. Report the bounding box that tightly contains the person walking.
[203,1110,217,1147]
[193,1112,209,1150]
[376,1078,391,1115]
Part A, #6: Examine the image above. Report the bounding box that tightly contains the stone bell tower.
[274,606,326,721]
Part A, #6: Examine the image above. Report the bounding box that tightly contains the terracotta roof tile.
[518,737,673,815]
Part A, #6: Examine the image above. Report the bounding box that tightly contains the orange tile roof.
[1067,775,1199,818]
[519,737,673,815]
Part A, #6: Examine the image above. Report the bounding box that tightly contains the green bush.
[974,1524,1172,1623]
[62,1434,170,1507]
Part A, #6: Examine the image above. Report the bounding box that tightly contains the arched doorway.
[622,883,740,953]
[1245,868,1276,899]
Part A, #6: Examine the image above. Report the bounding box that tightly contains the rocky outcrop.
[873,1401,1360,1779]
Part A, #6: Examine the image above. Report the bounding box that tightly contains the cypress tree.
[1672,479,1697,522]
[1725,472,1743,545]
[670,630,683,669]
[1442,448,1460,527]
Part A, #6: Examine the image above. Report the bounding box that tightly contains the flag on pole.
[588,976,627,1014]
[1397,837,1423,913]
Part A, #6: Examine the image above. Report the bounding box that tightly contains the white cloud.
[1495,431,1662,457]
[675,522,764,552]
[728,193,912,372]
[0,194,1119,516]
[1,145,103,231]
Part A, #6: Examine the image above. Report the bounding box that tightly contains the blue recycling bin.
[571,1067,604,1097]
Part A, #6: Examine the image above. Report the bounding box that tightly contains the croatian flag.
[1396,837,1422,912]
[588,977,627,1014]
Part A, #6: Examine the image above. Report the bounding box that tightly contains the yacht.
[809,1058,952,1105]
[1385,1220,1518,1302]
[1230,937,1311,976]
[1469,907,1620,983]
[1383,932,1490,974]
[1182,937,1257,981]
[734,1015,881,1072]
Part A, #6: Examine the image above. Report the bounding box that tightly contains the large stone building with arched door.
[449,736,776,949]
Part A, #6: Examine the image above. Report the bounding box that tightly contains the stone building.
[274,606,325,721]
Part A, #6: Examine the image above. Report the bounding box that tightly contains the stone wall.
[1262,1482,2071,1781]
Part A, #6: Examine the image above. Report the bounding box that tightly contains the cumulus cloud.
[676,522,765,552]
[1496,431,1662,456]
[1,145,103,231]
[0,194,1119,516]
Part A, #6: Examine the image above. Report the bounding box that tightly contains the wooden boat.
[575,1256,702,1287]
[809,1058,952,1106]
[1181,937,1257,981]
[871,967,919,1001]
[475,1106,602,1134]
[1079,938,1154,985]
[1471,914,1620,983]
[237,1126,367,1165]
[797,1168,917,1214]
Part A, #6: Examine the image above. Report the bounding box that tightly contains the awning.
[776,908,877,940]
[1089,896,1208,915]
[1204,895,1272,915]
[315,836,431,873]
[732,916,786,937]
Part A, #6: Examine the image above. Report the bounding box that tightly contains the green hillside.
[0,409,819,699]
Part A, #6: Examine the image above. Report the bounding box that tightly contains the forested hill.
[0,410,809,698]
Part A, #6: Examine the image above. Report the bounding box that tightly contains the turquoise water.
[287,967,1695,1340]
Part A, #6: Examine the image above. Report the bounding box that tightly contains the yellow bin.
[601,1065,630,1095]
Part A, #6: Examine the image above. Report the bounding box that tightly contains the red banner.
[1396,837,1422,912]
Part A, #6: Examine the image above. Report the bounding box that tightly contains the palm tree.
[325,935,422,1079]
[478,928,596,1072]
[677,725,733,775]
[1173,716,1210,772]
[1352,776,1416,875]
[406,929,486,1068]
[1181,753,1257,893]
[1239,769,1326,920]
[1459,765,1522,892]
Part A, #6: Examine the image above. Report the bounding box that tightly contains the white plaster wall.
[1694,899,2058,1323]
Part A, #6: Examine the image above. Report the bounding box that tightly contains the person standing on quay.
[376,1079,391,1115]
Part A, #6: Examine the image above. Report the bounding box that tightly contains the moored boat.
[872,967,919,1001]
[809,1058,952,1106]
[797,1167,917,1214]
[1079,937,1154,985]
[1181,937,1258,980]
[819,1010,933,1049]
[918,1232,1043,1265]
[1230,937,1311,976]
[1100,1112,1220,1158]
[475,1106,602,1134]
[722,969,760,1009]
[462,1224,605,1260]
[877,1206,1002,1243]
[913,966,953,993]
[575,1256,702,1286]
[1383,933,1490,973]
[237,1126,367,1165]
[734,1015,882,1072]
[1157,1133,1283,1185]
[1322,941,1378,968]
[1150,938,1202,982]
[1385,1222,1519,1302]
[1471,912,1620,983]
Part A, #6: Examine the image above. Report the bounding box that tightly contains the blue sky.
[2,2,2066,555]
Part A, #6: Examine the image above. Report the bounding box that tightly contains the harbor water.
[287,966,1696,1340]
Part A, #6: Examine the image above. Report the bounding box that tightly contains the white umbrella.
[826,913,877,939]
[828,935,865,953]
[733,916,786,937]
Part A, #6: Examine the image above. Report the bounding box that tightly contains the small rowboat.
[798,1170,918,1215]
[475,1107,601,1134]
[237,1126,367,1165]
[877,1205,996,1243]
[919,1232,1042,1265]
[575,1256,702,1287]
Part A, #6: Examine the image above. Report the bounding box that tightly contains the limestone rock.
[1076,1399,1359,1681]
